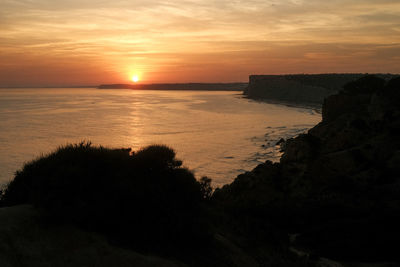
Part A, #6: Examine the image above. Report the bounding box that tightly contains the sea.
[0,88,321,187]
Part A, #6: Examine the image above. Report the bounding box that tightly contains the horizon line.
[2,72,399,88]
[0,82,249,89]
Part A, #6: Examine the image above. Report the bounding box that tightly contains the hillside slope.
[0,205,185,267]
[215,75,400,263]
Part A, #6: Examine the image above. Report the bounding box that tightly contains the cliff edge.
[244,74,397,105]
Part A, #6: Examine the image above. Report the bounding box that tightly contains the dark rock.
[281,134,320,164]
[214,75,400,263]
[276,138,285,146]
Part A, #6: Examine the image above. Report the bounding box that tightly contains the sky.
[1,0,400,86]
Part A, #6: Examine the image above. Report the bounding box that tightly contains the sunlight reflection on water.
[0,88,321,187]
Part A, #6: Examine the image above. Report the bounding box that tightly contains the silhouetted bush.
[1,142,211,252]
[199,176,213,200]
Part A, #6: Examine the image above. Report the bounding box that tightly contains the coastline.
[214,75,400,265]
[0,89,319,187]
[0,75,399,266]
[242,94,322,114]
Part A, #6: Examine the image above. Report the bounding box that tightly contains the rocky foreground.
[214,75,400,265]
[0,205,186,267]
[0,75,399,266]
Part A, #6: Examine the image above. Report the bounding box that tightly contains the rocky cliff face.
[244,74,396,105]
[215,75,400,263]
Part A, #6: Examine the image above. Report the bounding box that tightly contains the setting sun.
[132,75,139,83]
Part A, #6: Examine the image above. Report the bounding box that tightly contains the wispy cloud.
[0,0,399,85]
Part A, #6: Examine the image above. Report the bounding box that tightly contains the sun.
[131,75,139,83]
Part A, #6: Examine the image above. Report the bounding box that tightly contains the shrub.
[199,176,213,200]
[1,142,211,252]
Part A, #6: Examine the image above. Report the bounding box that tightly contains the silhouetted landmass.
[98,83,248,91]
[0,205,184,267]
[214,75,400,264]
[244,73,399,105]
[1,143,212,254]
[1,75,399,266]
[0,144,313,266]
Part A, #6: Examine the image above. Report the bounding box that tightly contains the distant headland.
[98,83,248,91]
[244,73,399,105]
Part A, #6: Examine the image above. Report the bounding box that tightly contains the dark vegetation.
[1,75,400,266]
[1,143,211,254]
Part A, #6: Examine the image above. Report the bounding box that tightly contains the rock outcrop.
[215,75,400,263]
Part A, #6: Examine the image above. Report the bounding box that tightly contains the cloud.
[0,0,399,85]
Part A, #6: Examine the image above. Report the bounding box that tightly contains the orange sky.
[1,0,400,86]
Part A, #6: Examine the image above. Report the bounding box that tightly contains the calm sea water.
[0,88,321,187]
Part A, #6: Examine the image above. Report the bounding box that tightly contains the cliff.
[214,75,400,263]
[244,74,397,105]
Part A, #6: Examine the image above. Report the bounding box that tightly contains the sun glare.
[132,75,139,83]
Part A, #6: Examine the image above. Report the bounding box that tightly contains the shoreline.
[242,94,322,114]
